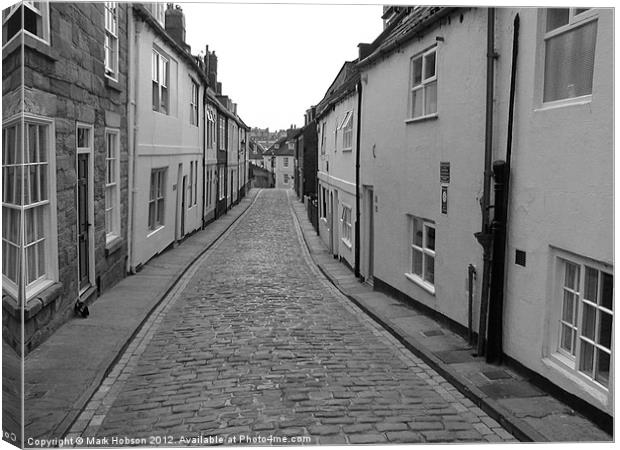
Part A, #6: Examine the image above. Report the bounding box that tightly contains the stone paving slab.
[18,191,259,441]
[290,194,612,443]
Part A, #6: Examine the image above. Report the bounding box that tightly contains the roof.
[315,61,360,120]
[266,135,295,156]
[359,6,456,69]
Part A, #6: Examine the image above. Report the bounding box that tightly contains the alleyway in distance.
[68,189,516,445]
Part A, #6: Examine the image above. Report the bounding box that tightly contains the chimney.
[209,51,218,88]
[165,4,191,53]
[232,103,237,115]
[216,82,222,95]
[358,43,372,61]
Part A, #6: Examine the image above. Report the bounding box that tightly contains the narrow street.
[67,189,516,445]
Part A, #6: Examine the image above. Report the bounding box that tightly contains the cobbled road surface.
[68,189,516,445]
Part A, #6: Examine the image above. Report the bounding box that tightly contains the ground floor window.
[105,129,120,242]
[148,167,166,230]
[407,216,435,290]
[341,205,352,245]
[2,118,56,300]
[218,170,225,200]
[320,187,327,219]
[557,256,613,388]
[284,174,289,184]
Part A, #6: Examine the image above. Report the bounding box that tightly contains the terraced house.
[2,2,130,353]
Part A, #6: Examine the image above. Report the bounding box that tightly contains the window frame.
[147,167,166,232]
[406,216,436,294]
[190,79,199,126]
[104,2,119,81]
[104,128,121,244]
[340,205,352,247]
[541,8,598,107]
[408,46,438,121]
[340,111,353,151]
[152,49,170,114]
[553,253,613,391]
[206,106,216,149]
[2,115,58,301]
[2,1,51,49]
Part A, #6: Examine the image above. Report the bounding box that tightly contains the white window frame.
[2,116,58,301]
[541,8,598,106]
[104,2,119,80]
[408,46,438,121]
[340,111,353,151]
[2,1,50,49]
[190,79,199,126]
[152,49,169,114]
[152,2,165,26]
[218,116,226,150]
[148,167,166,232]
[320,121,326,155]
[206,107,216,149]
[340,205,352,247]
[76,122,96,294]
[406,216,436,294]
[104,129,121,245]
[283,157,289,168]
[551,252,613,392]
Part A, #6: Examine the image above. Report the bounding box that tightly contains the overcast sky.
[182,2,384,131]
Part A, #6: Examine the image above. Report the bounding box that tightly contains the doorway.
[364,186,374,284]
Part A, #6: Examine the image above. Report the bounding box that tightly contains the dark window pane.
[578,340,594,375]
[598,311,612,349]
[595,350,610,387]
[584,266,599,302]
[600,272,613,310]
[560,324,574,354]
[581,302,596,340]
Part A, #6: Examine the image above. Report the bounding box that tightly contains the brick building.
[2,2,129,353]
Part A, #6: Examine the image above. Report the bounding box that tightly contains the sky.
[181,1,384,131]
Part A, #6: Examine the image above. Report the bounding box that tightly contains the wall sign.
[441,186,448,214]
[440,162,450,184]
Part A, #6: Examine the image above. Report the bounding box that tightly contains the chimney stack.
[165,4,191,53]
[358,43,372,61]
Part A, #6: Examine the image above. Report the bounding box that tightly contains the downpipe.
[354,80,362,278]
[486,13,520,363]
[475,7,497,356]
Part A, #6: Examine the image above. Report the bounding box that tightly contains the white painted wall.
[131,21,204,268]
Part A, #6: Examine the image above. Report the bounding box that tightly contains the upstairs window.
[340,111,353,150]
[543,8,597,103]
[152,49,169,114]
[283,157,289,167]
[104,2,119,80]
[218,116,226,150]
[190,80,199,126]
[206,107,216,149]
[409,47,437,119]
[2,1,50,47]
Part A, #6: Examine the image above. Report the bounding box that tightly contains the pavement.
[64,188,517,445]
[289,192,612,443]
[16,190,259,443]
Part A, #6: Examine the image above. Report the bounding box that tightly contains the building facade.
[2,2,130,353]
[357,6,613,415]
[316,62,359,270]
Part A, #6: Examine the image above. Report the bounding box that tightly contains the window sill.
[542,354,609,404]
[405,113,438,125]
[3,281,63,321]
[147,225,165,238]
[535,95,592,112]
[405,273,436,295]
[105,235,123,256]
[4,32,57,62]
[342,148,353,152]
[105,76,122,92]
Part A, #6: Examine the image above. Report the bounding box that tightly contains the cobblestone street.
[68,189,516,445]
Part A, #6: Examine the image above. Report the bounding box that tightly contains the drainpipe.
[201,90,206,229]
[475,7,497,356]
[354,80,362,278]
[126,8,139,274]
[487,13,519,363]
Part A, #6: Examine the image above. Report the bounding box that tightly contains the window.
[320,187,327,219]
[341,206,352,246]
[104,2,119,80]
[193,159,198,206]
[218,116,226,150]
[148,168,166,230]
[557,257,612,388]
[2,119,56,300]
[206,107,216,149]
[105,130,120,242]
[152,49,169,114]
[288,141,294,151]
[218,171,225,200]
[320,122,326,155]
[408,217,435,289]
[283,157,289,168]
[190,80,199,126]
[543,9,597,103]
[283,174,289,184]
[151,2,165,26]
[340,111,353,150]
[2,1,50,47]
[409,47,437,119]
[189,161,193,206]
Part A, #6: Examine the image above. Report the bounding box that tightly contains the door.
[364,187,374,284]
[332,190,339,257]
[329,191,334,253]
[77,153,90,290]
[181,175,186,237]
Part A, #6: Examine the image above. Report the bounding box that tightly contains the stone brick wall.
[3,2,130,353]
